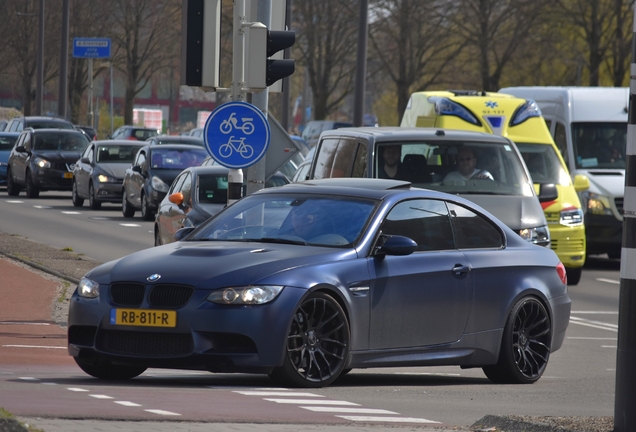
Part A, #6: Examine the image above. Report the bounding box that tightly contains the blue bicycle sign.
[204,101,270,169]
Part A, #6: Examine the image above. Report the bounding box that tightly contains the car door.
[128,148,148,207]
[158,171,188,244]
[11,132,30,184]
[75,144,94,197]
[368,198,474,350]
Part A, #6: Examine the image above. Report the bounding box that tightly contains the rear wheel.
[566,267,582,286]
[154,224,162,246]
[6,167,20,196]
[25,170,39,198]
[141,192,154,221]
[88,182,101,210]
[269,292,349,388]
[74,356,146,380]
[483,297,551,384]
[122,189,135,217]
[72,180,84,207]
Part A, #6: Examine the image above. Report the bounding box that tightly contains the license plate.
[110,308,177,328]
[64,172,73,179]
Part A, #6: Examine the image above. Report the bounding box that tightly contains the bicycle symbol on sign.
[219,136,254,159]
[220,112,255,135]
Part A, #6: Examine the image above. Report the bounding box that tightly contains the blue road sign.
[73,38,111,58]
[204,101,271,168]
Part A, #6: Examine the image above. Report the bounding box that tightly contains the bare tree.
[293,0,359,120]
[606,0,634,86]
[369,0,467,121]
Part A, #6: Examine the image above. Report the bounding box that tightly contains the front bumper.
[32,166,73,191]
[549,223,586,268]
[95,181,124,203]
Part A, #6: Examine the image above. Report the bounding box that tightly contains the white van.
[499,86,628,258]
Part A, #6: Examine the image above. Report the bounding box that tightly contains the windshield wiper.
[260,237,308,245]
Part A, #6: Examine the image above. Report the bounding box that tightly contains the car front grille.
[551,238,585,253]
[149,285,194,308]
[110,283,145,307]
[97,329,194,357]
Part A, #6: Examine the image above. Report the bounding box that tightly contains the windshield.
[572,122,626,169]
[516,143,571,186]
[375,140,534,197]
[33,132,89,151]
[191,193,377,247]
[150,148,209,169]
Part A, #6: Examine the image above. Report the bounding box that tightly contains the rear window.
[0,135,18,151]
[28,121,74,130]
[134,129,159,140]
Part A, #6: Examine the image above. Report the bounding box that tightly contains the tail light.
[556,262,567,285]
[127,136,137,140]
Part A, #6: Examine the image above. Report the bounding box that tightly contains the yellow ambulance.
[401,90,589,285]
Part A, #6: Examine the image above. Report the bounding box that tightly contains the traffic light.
[246,23,295,90]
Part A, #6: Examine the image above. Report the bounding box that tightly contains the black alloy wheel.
[6,167,20,196]
[141,192,154,221]
[74,357,146,380]
[122,189,135,217]
[483,297,551,384]
[25,170,39,198]
[270,292,350,388]
[72,180,84,207]
[89,182,101,210]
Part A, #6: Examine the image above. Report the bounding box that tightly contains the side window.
[14,133,25,150]
[554,122,568,166]
[447,202,503,249]
[312,138,362,179]
[23,133,32,152]
[381,199,455,251]
[135,150,147,169]
[85,145,94,162]
[351,142,368,177]
[169,172,187,195]
[180,172,193,206]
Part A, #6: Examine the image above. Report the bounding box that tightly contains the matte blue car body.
[68,179,569,377]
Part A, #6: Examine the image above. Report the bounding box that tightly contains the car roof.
[149,135,203,143]
[255,178,414,200]
[319,126,512,144]
[28,128,85,134]
[145,143,205,151]
[92,139,146,146]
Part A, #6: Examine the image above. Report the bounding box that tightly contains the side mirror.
[175,226,196,241]
[573,174,590,192]
[538,183,558,203]
[375,235,418,256]
[132,165,142,173]
[81,157,90,164]
[168,192,184,206]
[15,145,27,153]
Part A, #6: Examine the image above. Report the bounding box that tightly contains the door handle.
[452,264,470,275]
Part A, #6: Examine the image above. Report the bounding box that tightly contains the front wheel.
[141,192,154,221]
[122,189,135,217]
[154,224,162,246]
[566,267,582,286]
[6,167,20,196]
[88,182,101,210]
[74,357,146,380]
[72,180,84,207]
[25,170,39,198]
[483,297,551,384]
[269,292,349,388]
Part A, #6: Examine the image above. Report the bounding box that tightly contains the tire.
[269,292,349,388]
[72,180,84,207]
[483,297,551,384]
[122,189,135,217]
[141,192,154,221]
[6,167,20,196]
[566,267,582,286]
[25,170,39,198]
[154,224,162,246]
[74,356,146,380]
[88,182,101,210]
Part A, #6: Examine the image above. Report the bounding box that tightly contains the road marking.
[5,200,24,203]
[115,401,142,407]
[571,311,618,314]
[3,345,66,349]
[67,388,89,392]
[569,316,618,332]
[61,211,81,214]
[33,205,52,209]
[602,345,618,348]
[301,406,398,414]
[233,391,324,397]
[265,399,359,405]
[120,223,141,227]
[0,322,49,325]
[89,394,114,399]
[144,409,181,416]
[18,377,39,381]
[337,416,441,424]
[596,278,620,285]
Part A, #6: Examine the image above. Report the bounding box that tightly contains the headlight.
[34,157,51,168]
[519,225,550,247]
[77,277,100,298]
[151,176,169,192]
[430,97,480,125]
[97,174,117,183]
[560,208,583,226]
[510,100,541,126]
[586,193,613,216]
[207,285,284,305]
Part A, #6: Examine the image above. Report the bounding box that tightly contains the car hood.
[575,169,625,197]
[461,195,546,230]
[34,151,82,163]
[148,168,183,186]
[97,163,129,179]
[88,241,358,288]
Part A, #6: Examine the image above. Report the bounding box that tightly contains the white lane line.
[67,388,89,392]
[144,409,181,416]
[3,345,66,349]
[337,416,441,424]
[233,391,324,397]
[120,223,141,227]
[568,337,616,340]
[569,317,618,332]
[18,377,39,381]
[61,211,81,215]
[264,399,359,406]
[301,406,398,414]
[0,322,49,325]
[571,311,618,314]
[89,394,114,399]
[596,278,620,285]
[5,200,24,203]
[33,205,52,209]
[602,345,618,348]
[115,401,142,407]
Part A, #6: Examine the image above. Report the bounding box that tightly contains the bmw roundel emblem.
[147,274,161,282]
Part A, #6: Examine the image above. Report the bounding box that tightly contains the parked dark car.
[68,178,570,387]
[146,135,204,147]
[121,144,209,220]
[0,132,20,185]
[72,140,146,209]
[154,165,290,246]
[75,125,97,141]
[110,125,159,141]
[4,116,75,133]
[6,128,90,197]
